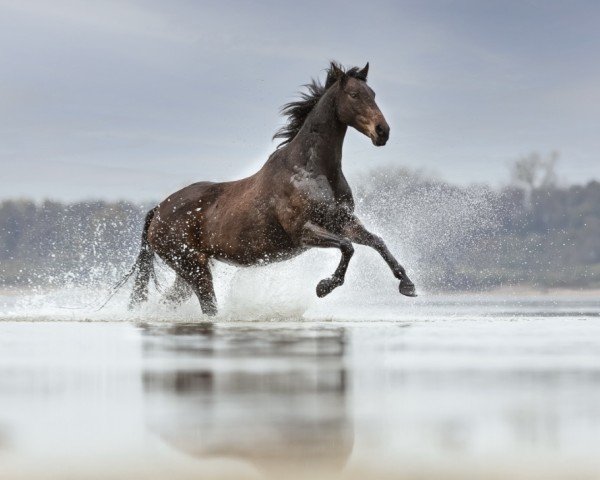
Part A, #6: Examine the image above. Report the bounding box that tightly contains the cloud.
[0,0,190,41]
[0,0,598,200]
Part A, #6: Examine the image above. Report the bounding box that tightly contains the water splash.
[1,168,506,321]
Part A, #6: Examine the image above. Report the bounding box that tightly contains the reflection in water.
[141,323,353,474]
[1,297,600,479]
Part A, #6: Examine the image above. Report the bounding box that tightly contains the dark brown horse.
[127,62,416,316]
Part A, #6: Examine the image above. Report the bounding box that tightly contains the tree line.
[1,154,598,291]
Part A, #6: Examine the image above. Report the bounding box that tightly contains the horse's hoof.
[201,304,218,316]
[399,281,417,297]
[316,278,340,298]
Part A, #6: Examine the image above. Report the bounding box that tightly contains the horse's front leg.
[301,222,354,297]
[342,216,417,297]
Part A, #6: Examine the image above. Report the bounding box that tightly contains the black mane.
[273,62,367,148]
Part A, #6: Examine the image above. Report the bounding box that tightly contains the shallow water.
[1,292,599,479]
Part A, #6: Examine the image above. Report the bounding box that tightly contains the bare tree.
[510,151,559,191]
[509,151,559,208]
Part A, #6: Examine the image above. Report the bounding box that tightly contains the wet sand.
[1,295,600,479]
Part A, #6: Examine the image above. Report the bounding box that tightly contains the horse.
[126,61,417,316]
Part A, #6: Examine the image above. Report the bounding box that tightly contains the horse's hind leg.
[162,275,193,306]
[170,253,217,316]
[194,262,217,316]
[301,222,354,298]
[342,216,416,297]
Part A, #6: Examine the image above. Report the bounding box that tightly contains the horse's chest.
[291,170,336,207]
[288,168,352,227]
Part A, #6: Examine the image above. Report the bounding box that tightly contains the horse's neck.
[293,92,347,179]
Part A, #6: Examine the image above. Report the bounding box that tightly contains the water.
[1,291,599,479]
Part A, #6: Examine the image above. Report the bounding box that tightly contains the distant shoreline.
[457,285,600,298]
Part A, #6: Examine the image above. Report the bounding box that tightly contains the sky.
[1,0,599,201]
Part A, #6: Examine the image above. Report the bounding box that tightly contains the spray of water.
[0,168,502,321]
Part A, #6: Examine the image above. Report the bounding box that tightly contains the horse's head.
[329,62,390,146]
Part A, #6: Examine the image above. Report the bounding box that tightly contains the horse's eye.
[349,91,359,98]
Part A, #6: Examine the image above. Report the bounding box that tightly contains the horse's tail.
[95,207,158,311]
[128,207,158,308]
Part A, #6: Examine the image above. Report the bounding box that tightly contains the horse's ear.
[357,62,369,81]
[330,61,344,78]
[326,62,347,88]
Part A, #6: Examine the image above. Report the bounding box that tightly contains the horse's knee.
[370,234,385,250]
[340,239,354,256]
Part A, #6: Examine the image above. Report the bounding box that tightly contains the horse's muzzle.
[373,123,389,146]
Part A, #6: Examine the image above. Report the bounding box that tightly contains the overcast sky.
[1,0,599,201]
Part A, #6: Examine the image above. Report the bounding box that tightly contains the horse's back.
[147,181,223,257]
[147,176,297,265]
[164,181,221,206]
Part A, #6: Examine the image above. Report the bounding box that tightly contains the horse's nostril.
[376,124,387,137]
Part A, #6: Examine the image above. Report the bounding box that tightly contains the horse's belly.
[209,230,304,266]
[212,244,306,266]
[204,212,301,265]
